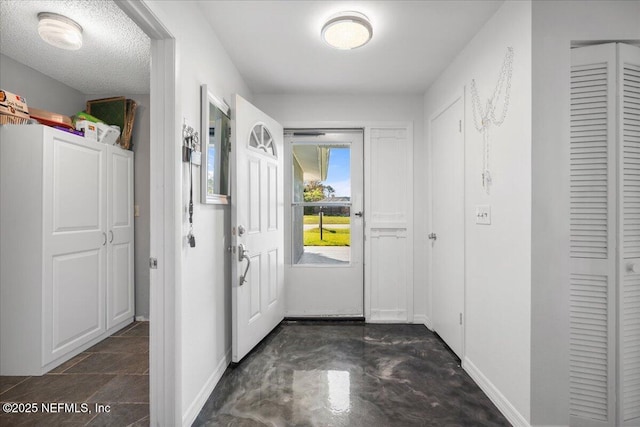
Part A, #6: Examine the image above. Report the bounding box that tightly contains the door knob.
[238,225,246,236]
[354,211,363,217]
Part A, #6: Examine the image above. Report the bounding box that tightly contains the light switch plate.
[476,205,491,225]
[191,150,202,166]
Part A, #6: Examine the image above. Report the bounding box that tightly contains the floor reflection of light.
[327,370,350,413]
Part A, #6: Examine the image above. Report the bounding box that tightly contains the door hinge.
[149,257,158,269]
[459,313,463,325]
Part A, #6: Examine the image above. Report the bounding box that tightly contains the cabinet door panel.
[52,140,103,232]
[109,242,134,325]
[107,147,134,329]
[43,133,107,366]
[111,152,133,229]
[45,249,105,364]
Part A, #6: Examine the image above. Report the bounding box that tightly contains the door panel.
[49,250,104,362]
[569,43,617,427]
[366,127,413,322]
[431,96,464,358]
[43,135,106,364]
[284,130,364,317]
[232,94,284,362]
[107,147,134,329]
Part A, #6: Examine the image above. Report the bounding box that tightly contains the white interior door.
[284,130,364,317]
[431,96,464,358]
[231,94,284,362]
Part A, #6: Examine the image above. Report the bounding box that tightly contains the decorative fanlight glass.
[249,124,276,157]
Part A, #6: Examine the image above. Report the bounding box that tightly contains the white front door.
[431,96,464,358]
[231,94,284,362]
[284,130,364,316]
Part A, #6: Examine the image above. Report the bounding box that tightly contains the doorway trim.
[114,2,179,425]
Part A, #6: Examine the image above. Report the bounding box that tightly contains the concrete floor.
[297,246,351,264]
[194,321,510,426]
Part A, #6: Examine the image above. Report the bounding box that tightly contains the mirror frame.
[201,84,231,205]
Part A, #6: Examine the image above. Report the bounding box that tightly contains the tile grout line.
[0,376,32,397]
[49,353,92,374]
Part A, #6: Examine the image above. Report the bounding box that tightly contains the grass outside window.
[303,215,350,225]
[303,228,350,246]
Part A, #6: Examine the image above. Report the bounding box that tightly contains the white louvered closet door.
[570,43,617,427]
[618,43,640,427]
[570,42,640,427]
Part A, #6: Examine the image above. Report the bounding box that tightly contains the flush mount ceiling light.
[321,11,372,50]
[37,12,83,50]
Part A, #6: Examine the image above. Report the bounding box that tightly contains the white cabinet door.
[43,131,107,364]
[107,146,135,329]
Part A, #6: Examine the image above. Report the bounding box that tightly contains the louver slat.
[571,64,609,259]
[622,61,640,424]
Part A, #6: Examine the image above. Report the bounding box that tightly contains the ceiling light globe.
[37,12,83,51]
[321,12,372,50]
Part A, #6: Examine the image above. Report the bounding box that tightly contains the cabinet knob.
[627,263,639,274]
[102,232,107,246]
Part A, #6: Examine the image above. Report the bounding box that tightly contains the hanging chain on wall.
[182,123,199,247]
[470,46,514,194]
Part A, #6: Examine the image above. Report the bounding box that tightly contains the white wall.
[253,94,426,321]
[0,53,85,116]
[531,2,640,426]
[424,1,532,424]
[142,1,252,425]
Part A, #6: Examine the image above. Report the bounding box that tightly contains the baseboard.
[135,315,149,321]
[463,357,530,427]
[414,314,433,330]
[413,314,426,324]
[182,348,231,427]
[424,316,433,330]
[369,309,409,323]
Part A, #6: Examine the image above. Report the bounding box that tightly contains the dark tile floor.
[195,321,511,427]
[0,321,149,426]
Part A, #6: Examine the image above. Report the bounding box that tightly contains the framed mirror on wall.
[201,84,231,204]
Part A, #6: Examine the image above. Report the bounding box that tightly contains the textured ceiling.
[0,1,503,97]
[199,1,503,95]
[0,0,150,95]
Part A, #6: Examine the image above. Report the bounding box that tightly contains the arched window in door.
[249,123,276,157]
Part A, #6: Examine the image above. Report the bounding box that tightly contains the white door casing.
[430,96,465,358]
[231,94,285,362]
